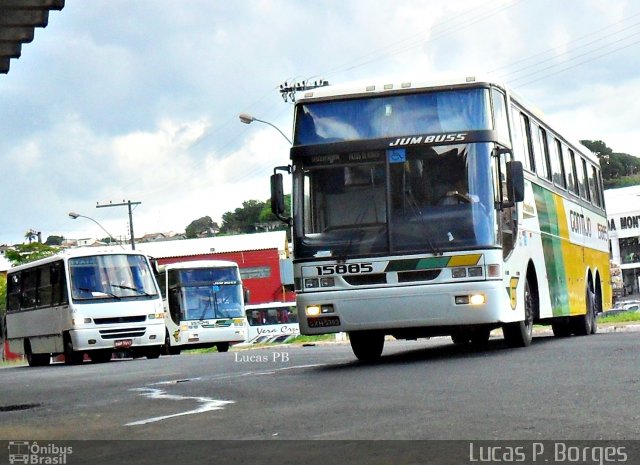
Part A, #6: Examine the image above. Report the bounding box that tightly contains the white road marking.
[125,388,234,426]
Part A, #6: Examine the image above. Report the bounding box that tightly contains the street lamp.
[238,113,292,145]
[68,212,124,249]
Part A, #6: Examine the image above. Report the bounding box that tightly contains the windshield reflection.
[295,143,497,259]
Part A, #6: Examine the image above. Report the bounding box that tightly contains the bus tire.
[25,340,50,367]
[470,327,492,346]
[63,333,84,365]
[571,287,596,336]
[502,279,534,348]
[163,332,181,356]
[349,331,384,362]
[216,342,230,353]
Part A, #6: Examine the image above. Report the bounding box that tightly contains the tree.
[220,200,267,234]
[259,194,291,223]
[581,140,640,186]
[45,235,64,246]
[185,216,216,239]
[0,273,6,316]
[4,243,59,267]
[24,229,39,244]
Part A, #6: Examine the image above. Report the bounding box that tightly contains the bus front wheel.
[503,279,534,348]
[349,331,384,362]
[63,334,84,365]
[216,342,230,353]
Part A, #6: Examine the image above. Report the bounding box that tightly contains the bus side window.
[551,137,567,189]
[566,148,579,196]
[7,273,21,312]
[168,288,182,325]
[582,158,592,203]
[574,154,588,200]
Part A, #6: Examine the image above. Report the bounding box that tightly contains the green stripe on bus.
[533,185,569,317]
[385,256,451,272]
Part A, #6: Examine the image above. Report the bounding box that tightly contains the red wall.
[158,248,294,304]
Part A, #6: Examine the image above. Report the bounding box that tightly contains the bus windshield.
[296,143,497,259]
[169,267,243,320]
[294,88,491,145]
[69,254,158,301]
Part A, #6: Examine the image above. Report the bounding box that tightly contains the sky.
[1,0,639,246]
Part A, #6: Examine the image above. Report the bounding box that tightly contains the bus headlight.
[306,304,334,316]
[147,312,165,320]
[72,318,92,325]
[455,294,486,306]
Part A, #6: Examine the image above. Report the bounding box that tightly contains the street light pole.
[96,200,141,250]
[68,212,124,249]
[238,113,292,145]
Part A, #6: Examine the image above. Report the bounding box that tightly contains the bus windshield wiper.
[77,287,121,300]
[110,284,153,296]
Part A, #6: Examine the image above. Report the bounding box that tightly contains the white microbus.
[155,260,247,355]
[245,302,299,343]
[5,249,165,366]
[271,77,611,361]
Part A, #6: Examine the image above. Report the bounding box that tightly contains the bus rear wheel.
[25,340,50,367]
[571,287,596,336]
[216,342,230,353]
[349,331,384,362]
[503,278,534,348]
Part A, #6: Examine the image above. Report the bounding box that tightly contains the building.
[605,185,640,297]
[134,231,294,304]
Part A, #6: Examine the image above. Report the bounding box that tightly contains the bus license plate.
[114,339,133,349]
[308,316,340,328]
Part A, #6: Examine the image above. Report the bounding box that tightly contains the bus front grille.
[99,327,147,339]
[94,316,146,325]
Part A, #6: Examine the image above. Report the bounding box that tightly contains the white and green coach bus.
[270,77,611,361]
[5,249,165,366]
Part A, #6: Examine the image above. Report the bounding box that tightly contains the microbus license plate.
[308,316,340,328]
[114,339,133,349]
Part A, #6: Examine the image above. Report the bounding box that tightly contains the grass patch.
[599,312,640,324]
[285,334,336,344]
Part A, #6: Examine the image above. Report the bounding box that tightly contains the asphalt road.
[1,331,639,442]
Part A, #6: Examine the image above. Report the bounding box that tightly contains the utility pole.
[96,200,141,250]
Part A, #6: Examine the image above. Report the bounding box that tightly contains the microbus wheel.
[349,331,384,362]
[163,332,181,356]
[25,340,50,367]
[503,279,534,348]
[451,331,471,345]
[63,333,84,365]
[216,342,230,353]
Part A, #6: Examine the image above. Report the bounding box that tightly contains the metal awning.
[0,0,65,74]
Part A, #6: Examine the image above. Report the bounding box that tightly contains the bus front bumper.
[70,322,165,351]
[297,281,521,335]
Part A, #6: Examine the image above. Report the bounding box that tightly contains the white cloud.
[1,0,639,245]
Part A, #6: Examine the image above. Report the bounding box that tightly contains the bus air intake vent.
[94,316,147,325]
[99,328,146,339]
[397,269,441,283]
[343,274,387,286]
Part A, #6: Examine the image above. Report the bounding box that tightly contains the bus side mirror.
[270,168,291,226]
[244,287,250,304]
[506,161,525,204]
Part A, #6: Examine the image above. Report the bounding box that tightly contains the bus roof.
[7,248,149,273]
[158,260,239,271]
[296,76,504,102]
[296,75,599,166]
